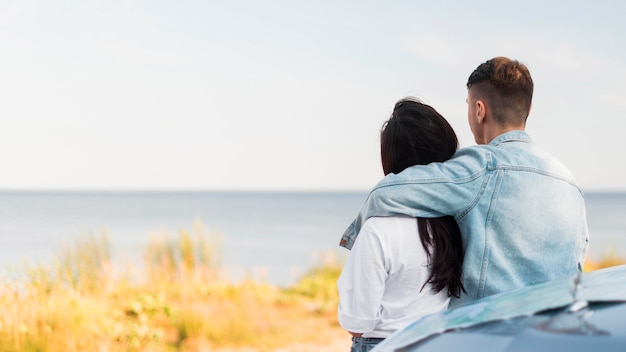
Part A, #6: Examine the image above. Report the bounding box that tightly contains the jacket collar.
[489,130,532,146]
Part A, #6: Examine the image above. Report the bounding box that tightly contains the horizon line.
[0,188,373,195]
[0,188,624,195]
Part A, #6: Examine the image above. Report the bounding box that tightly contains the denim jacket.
[340,131,589,308]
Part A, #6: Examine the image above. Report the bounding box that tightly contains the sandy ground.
[186,326,352,352]
[273,328,351,352]
[208,338,351,352]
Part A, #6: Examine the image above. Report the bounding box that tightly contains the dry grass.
[0,222,349,352]
[583,252,626,272]
[0,222,622,352]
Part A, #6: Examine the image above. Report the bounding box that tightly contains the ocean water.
[1,191,624,287]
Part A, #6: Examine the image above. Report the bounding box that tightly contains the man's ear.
[476,100,486,123]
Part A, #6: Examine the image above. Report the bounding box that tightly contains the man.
[340,56,589,308]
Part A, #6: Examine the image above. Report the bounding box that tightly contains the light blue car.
[372,264,626,351]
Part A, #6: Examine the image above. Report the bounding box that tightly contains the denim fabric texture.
[350,337,385,352]
[340,131,589,308]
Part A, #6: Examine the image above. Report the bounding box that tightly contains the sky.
[1,0,625,192]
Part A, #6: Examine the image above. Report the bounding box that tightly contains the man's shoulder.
[451,144,491,159]
[475,133,579,187]
[447,145,493,168]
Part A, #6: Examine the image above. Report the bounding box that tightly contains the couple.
[337,56,590,351]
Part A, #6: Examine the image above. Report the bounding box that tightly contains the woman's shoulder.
[363,215,417,227]
[361,216,420,240]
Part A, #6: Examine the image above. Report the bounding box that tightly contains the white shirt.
[337,216,450,338]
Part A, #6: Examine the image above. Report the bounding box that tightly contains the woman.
[337,98,465,352]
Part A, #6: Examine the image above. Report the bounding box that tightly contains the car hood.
[372,264,626,351]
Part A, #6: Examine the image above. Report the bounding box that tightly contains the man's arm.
[340,147,488,249]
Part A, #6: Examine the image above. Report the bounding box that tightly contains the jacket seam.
[477,168,504,297]
[370,173,483,189]
[490,165,582,193]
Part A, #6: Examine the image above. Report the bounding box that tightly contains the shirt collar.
[488,130,533,146]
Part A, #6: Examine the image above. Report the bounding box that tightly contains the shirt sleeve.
[340,147,488,249]
[337,218,388,333]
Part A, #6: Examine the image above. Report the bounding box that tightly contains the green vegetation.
[0,221,623,351]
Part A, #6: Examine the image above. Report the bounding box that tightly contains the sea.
[1,191,625,287]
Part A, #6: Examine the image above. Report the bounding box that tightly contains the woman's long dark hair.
[380,98,466,298]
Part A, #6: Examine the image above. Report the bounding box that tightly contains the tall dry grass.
[583,251,626,272]
[0,222,344,352]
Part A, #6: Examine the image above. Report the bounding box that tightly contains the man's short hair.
[467,57,534,126]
